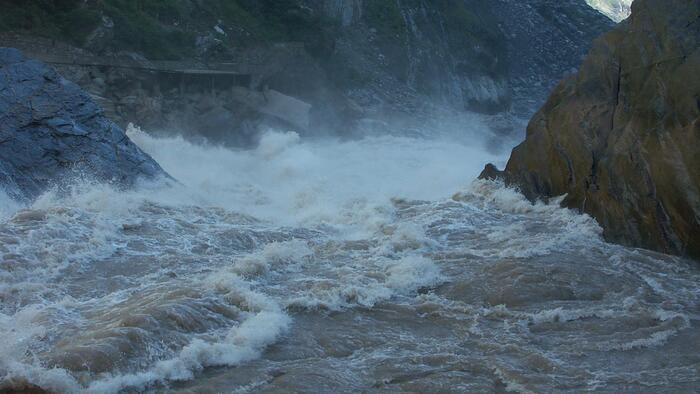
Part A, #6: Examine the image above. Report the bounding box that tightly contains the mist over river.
[1,125,699,393]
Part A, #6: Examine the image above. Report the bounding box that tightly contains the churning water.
[0,126,698,393]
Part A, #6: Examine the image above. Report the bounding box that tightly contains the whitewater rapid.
[0,128,698,393]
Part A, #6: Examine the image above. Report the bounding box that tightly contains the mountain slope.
[0,0,614,139]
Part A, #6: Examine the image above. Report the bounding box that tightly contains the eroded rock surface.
[483,0,700,259]
[0,48,168,201]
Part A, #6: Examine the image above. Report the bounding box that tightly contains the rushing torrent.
[0,126,698,393]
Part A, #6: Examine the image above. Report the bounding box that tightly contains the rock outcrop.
[0,48,167,201]
[482,0,700,259]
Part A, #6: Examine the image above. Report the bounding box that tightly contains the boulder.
[482,0,700,259]
[0,48,168,201]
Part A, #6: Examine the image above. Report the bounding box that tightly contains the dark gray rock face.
[311,0,615,120]
[0,48,167,201]
[491,0,616,115]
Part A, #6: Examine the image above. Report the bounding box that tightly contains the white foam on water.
[126,125,504,235]
[3,125,698,392]
[86,310,290,393]
[385,255,443,293]
[261,240,313,265]
[380,222,437,254]
[454,180,605,257]
[0,307,81,392]
[607,310,690,351]
[0,189,21,220]
[231,240,313,278]
[83,273,291,393]
[525,306,618,325]
[280,252,445,312]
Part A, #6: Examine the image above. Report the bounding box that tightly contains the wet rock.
[0,48,168,201]
[483,0,700,259]
[478,163,505,181]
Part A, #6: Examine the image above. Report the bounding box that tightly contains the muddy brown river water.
[1,129,698,393]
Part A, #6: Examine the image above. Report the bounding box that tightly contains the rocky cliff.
[0,48,167,202]
[483,0,700,259]
[316,0,615,118]
[0,0,614,142]
[489,0,616,115]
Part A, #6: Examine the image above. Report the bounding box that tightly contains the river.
[0,126,698,393]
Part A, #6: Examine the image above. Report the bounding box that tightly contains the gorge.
[1,1,699,393]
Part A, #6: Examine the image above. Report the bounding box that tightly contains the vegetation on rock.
[0,0,334,59]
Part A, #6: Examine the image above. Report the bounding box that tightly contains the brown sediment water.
[1,129,698,393]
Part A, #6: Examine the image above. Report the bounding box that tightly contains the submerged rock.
[482,0,700,259]
[0,48,168,201]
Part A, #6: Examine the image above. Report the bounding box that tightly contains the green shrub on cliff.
[0,0,101,44]
[0,0,330,59]
[97,0,195,59]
